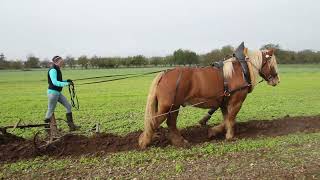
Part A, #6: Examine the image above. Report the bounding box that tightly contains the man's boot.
[66,112,81,131]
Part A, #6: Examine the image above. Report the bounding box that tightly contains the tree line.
[1,44,319,70]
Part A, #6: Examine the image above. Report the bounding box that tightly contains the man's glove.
[67,79,74,85]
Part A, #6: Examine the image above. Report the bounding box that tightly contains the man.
[44,56,80,131]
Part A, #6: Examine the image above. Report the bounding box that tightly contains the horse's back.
[189,67,224,96]
[156,67,224,107]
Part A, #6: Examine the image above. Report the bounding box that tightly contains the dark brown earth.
[0,132,24,145]
[1,115,320,162]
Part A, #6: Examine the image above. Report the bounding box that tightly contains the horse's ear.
[244,48,248,57]
[268,48,275,55]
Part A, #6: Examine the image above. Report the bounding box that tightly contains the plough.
[0,119,47,135]
[32,113,67,154]
[1,113,101,154]
[1,114,67,154]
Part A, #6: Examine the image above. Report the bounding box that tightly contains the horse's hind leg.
[166,108,189,147]
[199,107,218,126]
[139,117,166,148]
[139,105,170,149]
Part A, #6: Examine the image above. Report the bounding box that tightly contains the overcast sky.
[1,0,319,60]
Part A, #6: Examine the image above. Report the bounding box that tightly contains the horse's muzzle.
[267,75,280,86]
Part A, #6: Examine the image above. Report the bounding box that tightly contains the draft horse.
[139,44,280,149]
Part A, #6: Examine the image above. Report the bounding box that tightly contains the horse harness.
[167,51,252,117]
[208,42,254,116]
[213,42,253,96]
[164,42,271,118]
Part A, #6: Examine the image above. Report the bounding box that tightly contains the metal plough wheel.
[33,130,65,155]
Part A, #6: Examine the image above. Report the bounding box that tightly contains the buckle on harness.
[224,90,231,97]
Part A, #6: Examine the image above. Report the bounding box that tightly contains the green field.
[1,65,320,137]
[1,64,320,179]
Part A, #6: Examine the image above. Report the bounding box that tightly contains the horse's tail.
[139,72,164,149]
[144,72,164,129]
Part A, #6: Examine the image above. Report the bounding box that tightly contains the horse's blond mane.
[222,49,278,86]
[222,57,236,79]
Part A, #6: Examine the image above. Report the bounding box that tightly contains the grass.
[1,64,320,178]
[1,64,319,138]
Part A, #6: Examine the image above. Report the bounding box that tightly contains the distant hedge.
[1,44,319,69]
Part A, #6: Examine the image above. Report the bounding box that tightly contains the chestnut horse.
[139,48,280,149]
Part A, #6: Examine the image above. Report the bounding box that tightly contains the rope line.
[73,73,139,81]
[68,83,79,110]
[78,70,165,85]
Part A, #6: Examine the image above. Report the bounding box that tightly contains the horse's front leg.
[224,100,244,140]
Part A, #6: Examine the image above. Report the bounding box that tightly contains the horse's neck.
[248,66,258,87]
[247,51,263,87]
[230,61,260,92]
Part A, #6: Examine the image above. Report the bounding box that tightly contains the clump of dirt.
[0,132,25,145]
[235,115,320,138]
[1,116,320,162]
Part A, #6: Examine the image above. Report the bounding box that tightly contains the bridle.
[259,58,275,81]
[245,52,278,83]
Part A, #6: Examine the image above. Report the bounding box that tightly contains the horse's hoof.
[225,134,236,141]
[152,132,161,140]
[225,138,237,142]
[182,140,191,148]
[198,115,210,126]
[198,120,207,127]
[178,140,190,148]
[171,138,190,148]
[139,144,147,150]
[138,139,148,150]
[208,128,218,139]
[138,132,150,150]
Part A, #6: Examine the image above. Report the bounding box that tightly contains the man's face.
[55,58,64,67]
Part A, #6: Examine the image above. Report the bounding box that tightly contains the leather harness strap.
[173,69,182,104]
[234,42,252,91]
[168,69,183,116]
[207,42,253,117]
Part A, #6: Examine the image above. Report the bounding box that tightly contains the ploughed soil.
[1,115,320,162]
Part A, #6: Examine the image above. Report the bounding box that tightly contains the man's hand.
[67,79,74,85]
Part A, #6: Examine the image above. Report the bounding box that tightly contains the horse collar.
[234,42,252,93]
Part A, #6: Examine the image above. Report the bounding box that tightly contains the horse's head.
[259,49,280,86]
